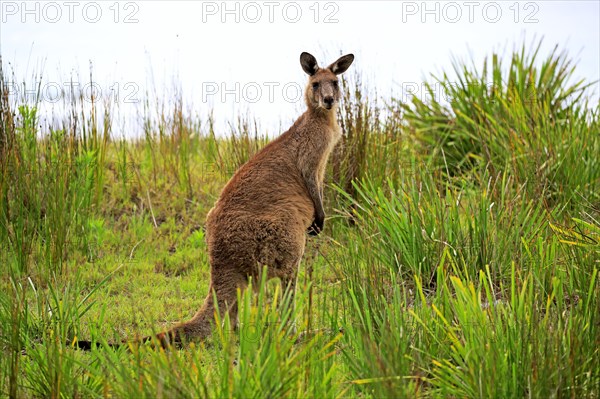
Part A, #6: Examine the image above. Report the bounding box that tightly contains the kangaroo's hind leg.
[157,265,249,347]
[275,230,307,336]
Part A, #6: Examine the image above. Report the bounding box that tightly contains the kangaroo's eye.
[312,82,319,90]
[332,80,338,88]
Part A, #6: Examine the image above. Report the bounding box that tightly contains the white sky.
[1,1,599,137]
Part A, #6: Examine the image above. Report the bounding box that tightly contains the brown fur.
[75,52,354,350]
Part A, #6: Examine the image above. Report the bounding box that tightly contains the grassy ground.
[1,41,599,398]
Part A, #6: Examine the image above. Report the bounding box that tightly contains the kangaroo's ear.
[328,54,354,75]
[300,52,319,76]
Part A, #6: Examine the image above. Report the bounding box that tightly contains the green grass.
[1,40,599,398]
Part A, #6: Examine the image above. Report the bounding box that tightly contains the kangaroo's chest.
[315,125,341,182]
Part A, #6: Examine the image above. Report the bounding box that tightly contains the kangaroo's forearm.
[305,174,324,218]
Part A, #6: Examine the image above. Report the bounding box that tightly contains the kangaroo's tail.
[71,291,221,351]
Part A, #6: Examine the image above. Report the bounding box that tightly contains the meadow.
[1,42,599,398]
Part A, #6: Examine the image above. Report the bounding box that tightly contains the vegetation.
[1,41,598,398]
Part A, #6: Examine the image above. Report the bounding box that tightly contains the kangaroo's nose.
[324,97,334,108]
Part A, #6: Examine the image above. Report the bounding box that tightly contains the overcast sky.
[2,1,599,136]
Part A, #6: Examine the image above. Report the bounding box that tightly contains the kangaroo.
[75,52,354,350]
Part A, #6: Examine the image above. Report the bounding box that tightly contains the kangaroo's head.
[300,52,354,112]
